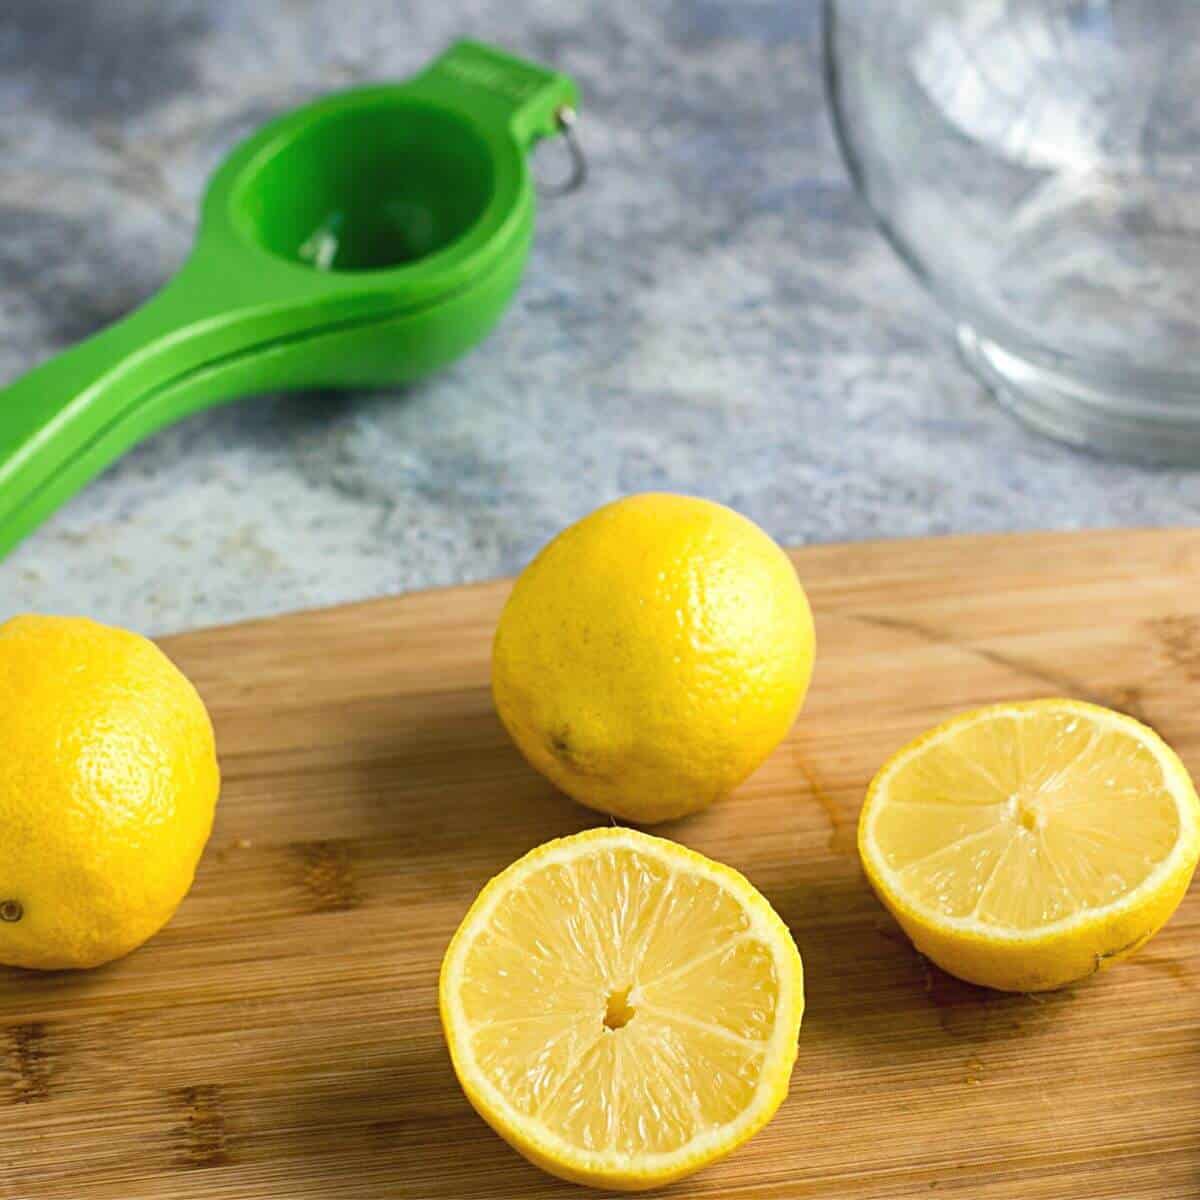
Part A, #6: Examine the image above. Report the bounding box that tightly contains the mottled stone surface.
[0,0,1197,634]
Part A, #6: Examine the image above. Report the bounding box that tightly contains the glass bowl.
[825,0,1200,462]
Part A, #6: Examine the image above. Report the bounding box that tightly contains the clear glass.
[825,0,1200,462]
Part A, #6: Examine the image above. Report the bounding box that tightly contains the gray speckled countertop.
[2,0,1198,635]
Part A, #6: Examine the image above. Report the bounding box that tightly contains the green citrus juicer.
[0,40,580,558]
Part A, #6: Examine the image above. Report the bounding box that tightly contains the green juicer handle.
[0,40,577,559]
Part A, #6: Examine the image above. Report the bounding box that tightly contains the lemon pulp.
[860,700,1200,991]
[440,828,803,1189]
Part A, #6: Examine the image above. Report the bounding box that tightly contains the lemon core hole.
[603,986,635,1031]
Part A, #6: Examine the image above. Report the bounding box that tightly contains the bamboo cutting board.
[3,530,1200,1200]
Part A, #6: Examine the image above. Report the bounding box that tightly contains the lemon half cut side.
[440,828,804,1190]
[859,700,1200,992]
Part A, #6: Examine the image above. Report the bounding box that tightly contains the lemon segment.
[440,828,804,1190]
[859,699,1200,991]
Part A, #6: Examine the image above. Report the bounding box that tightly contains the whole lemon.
[0,615,219,969]
[492,494,815,823]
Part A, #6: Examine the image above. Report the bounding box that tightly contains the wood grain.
[3,530,1200,1200]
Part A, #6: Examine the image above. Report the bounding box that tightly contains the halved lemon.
[859,699,1200,992]
[439,828,803,1191]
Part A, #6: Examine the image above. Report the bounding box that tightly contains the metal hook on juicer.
[537,106,588,196]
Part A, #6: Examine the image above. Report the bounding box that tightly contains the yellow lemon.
[859,699,1200,991]
[492,494,815,823]
[440,827,804,1190]
[0,615,220,969]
